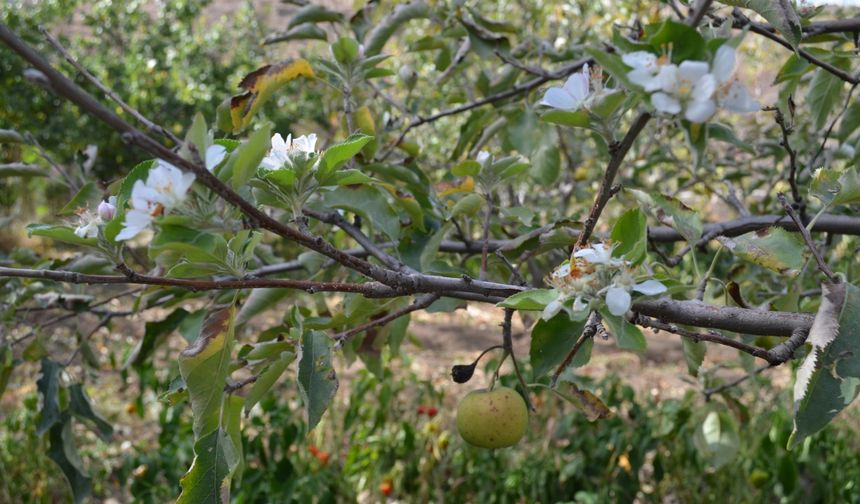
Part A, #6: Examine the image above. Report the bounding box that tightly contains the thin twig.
[551,311,601,387]
[702,363,772,400]
[502,308,534,412]
[377,56,594,161]
[777,193,839,283]
[40,26,182,145]
[730,10,859,84]
[576,113,651,248]
[479,193,494,281]
[773,108,802,206]
[333,293,439,342]
[808,83,859,171]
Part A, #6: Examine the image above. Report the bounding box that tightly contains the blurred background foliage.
[3,0,860,502]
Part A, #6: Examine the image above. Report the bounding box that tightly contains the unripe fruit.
[456,387,528,448]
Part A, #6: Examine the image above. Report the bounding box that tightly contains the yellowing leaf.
[228,60,314,132]
[437,176,475,197]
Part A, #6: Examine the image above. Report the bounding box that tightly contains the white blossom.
[573,243,623,266]
[624,45,758,123]
[604,278,667,316]
[260,133,318,170]
[116,161,195,241]
[74,210,101,239]
[205,144,227,171]
[476,150,491,164]
[711,45,760,113]
[540,64,590,111]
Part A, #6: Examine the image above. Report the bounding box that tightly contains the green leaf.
[807,65,847,130]
[610,208,647,264]
[693,411,740,469]
[264,24,327,45]
[116,159,156,210]
[289,4,343,28]
[320,133,373,174]
[497,289,556,311]
[178,307,235,439]
[321,185,400,240]
[182,112,208,160]
[809,167,860,207]
[125,308,189,370]
[790,283,860,448]
[449,193,485,218]
[452,160,481,177]
[232,124,273,189]
[682,338,706,376]
[644,20,707,62]
[553,381,612,421]
[531,141,560,185]
[48,416,92,504]
[297,330,338,431]
[244,351,295,415]
[717,228,806,276]
[837,101,860,141]
[709,123,755,154]
[718,0,802,49]
[364,1,431,56]
[36,358,62,435]
[539,109,590,128]
[177,429,239,504]
[27,224,97,248]
[628,189,703,243]
[420,223,451,272]
[68,384,113,441]
[58,181,101,216]
[530,315,588,378]
[0,345,12,401]
[600,309,646,351]
[236,288,290,328]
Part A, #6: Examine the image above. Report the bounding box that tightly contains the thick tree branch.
[633,298,813,337]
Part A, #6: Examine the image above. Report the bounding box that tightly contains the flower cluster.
[623,45,759,123]
[116,161,196,241]
[260,132,318,170]
[73,197,117,239]
[542,243,666,320]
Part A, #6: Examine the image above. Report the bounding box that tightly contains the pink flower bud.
[98,199,117,221]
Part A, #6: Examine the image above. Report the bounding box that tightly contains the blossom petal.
[685,99,717,123]
[540,87,578,110]
[718,81,760,113]
[271,133,287,152]
[652,65,679,93]
[651,92,681,114]
[605,287,632,316]
[678,60,711,83]
[115,209,153,241]
[476,150,491,163]
[712,45,736,84]
[622,51,658,71]
[562,66,589,103]
[205,144,227,171]
[633,279,667,295]
[542,298,564,320]
[692,74,717,102]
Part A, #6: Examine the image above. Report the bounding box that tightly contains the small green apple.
[456,386,528,448]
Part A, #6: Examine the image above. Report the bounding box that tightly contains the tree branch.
[576,112,651,248]
[777,193,839,283]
